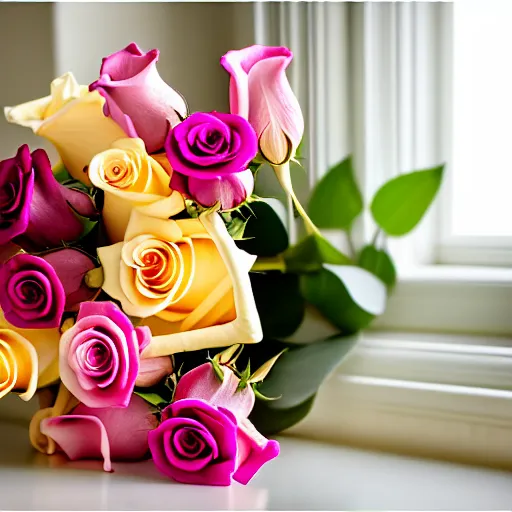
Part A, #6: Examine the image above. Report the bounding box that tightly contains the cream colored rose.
[4,72,126,185]
[0,324,60,402]
[98,210,262,356]
[88,138,185,243]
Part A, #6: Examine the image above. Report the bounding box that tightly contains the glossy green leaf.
[236,198,289,256]
[358,245,397,290]
[53,163,71,183]
[370,165,444,236]
[284,233,352,273]
[300,264,387,333]
[250,272,306,338]
[257,334,359,409]
[308,156,363,230]
[249,395,316,435]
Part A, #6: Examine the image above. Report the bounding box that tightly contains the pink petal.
[174,363,255,418]
[136,356,173,387]
[40,415,112,472]
[233,418,280,485]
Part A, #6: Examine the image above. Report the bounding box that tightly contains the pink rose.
[59,301,150,408]
[149,363,279,486]
[40,395,158,472]
[89,42,188,154]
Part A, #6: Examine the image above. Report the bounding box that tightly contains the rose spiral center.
[173,428,210,459]
[102,152,138,189]
[8,272,49,312]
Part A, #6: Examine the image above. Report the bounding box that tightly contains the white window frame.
[254,1,512,468]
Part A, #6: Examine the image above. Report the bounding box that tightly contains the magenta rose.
[0,145,96,252]
[0,249,99,329]
[149,363,279,486]
[59,301,151,408]
[0,253,65,329]
[89,42,188,153]
[165,111,257,180]
[171,168,254,211]
[41,395,158,472]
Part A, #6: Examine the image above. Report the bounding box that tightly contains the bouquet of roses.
[0,42,443,486]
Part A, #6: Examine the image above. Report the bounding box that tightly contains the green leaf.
[284,233,352,273]
[226,216,248,240]
[300,264,387,333]
[358,245,397,290]
[134,391,168,409]
[258,333,359,409]
[250,395,316,435]
[236,199,289,257]
[308,156,363,230]
[370,165,444,236]
[250,272,305,338]
[52,163,72,183]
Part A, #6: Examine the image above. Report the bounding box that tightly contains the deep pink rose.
[149,399,279,486]
[165,111,257,179]
[40,395,158,472]
[0,249,99,330]
[89,42,188,154]
[0,145,96,252]
[0,253,65,329]
[59,301,151,408]
[171,168,254,211]
[220,45,304,165]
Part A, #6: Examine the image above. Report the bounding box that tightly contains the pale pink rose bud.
[135,356,174,387]
[220,45,304,166]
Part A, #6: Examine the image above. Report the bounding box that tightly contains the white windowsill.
[290,330,512,469]
[0,421,511,510]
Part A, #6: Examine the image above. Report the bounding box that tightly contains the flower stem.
[251,256,286,272]
[273,162,321,237]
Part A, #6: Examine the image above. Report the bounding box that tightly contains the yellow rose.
[98,210,262,356]
[88,138,185,244]
[0,324,60,402]
[4,72,126,185]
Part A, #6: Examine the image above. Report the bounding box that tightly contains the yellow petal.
[125,210,183,242]
[141,212,262,357]
[0,330,38,401]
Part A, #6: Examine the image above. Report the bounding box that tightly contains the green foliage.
[370,165,444,236]
[250,272,306,338]
[236,199,289,256]
[250,395,316,436]
[308,157,363,230]
[256,334,358,409]
[300,264,387,333]
[358,245,397,290]
[284,233,352,273]
[134,391,169,409]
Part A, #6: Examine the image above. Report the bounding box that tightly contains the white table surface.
[0,421,511,510]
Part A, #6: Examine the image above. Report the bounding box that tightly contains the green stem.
[251,256,286,273]
[371,228,381,247]
[347,228,357,259]
[273,162,321,236]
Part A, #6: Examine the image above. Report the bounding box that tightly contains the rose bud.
[37,395,158,471]
[221,45,304,166]
[172,168,254,211]
[90,42,188,154]
[0,145,96,252]
[4,72,126,185]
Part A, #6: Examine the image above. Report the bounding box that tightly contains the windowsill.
[0,420,511,510]
[289,330,512,470]
[397,263,512,283]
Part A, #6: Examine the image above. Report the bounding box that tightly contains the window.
[438,0,512,266]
